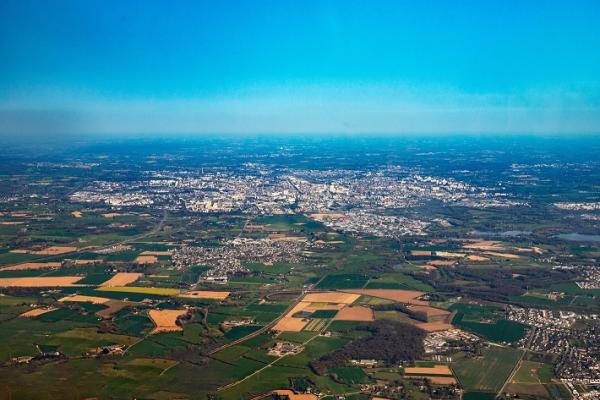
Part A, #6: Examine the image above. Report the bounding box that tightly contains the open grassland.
[365,272,435,292]
[506,384,552,399]
[330,366,371,384]
[41,327,139,356]
[453,346,523,393]
[511,360,554,384]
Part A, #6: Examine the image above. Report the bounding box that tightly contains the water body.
[554,233,600,242]
[470,230,532,238]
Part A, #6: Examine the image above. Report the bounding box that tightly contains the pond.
[554,233,600,242]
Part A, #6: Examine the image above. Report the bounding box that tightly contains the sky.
[1,0,600,139]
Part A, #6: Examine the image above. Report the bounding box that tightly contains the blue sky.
[1,0,599,137]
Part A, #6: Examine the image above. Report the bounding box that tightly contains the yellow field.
[404,365,453,375]
[411,250,432,256]
[273,317,309,332]
[426,376,457,384]
[99,272,143,287]
[20,307,57,318]
[30,246,78,255]
[410,305,451,320]
[334,306,374,321]
[134,255,158,264]
[149,309,188,334]
[405,375,457,384]
[483,251,521,259]
[59,295,111,304]
[435,251,466,258]
[416,321,453,332]
[273,292,365,332]
[97,286,180,295]
[427,260,456,267]
[272,390,317,400]
[303,292,360,304]
[466,255,489,261]
[463,240,506,251]
[303,303,344,312]
[178,290,230,300]
[2,262,62,271]
[0,276,83,287]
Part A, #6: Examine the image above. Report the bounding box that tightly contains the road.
[206,285,330,356]
[206,291,305,356]
[497,346,526,397]
[4,210,168,268]
[217,308,338,393]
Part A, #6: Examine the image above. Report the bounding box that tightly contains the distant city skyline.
[1,0,600,138]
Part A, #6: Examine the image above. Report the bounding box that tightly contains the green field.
[453,346,523,393]
[450,303,527,343]
[330,366,371,384]
[317,274,369,289]
[310,309,338,318]
[512,360,554,384]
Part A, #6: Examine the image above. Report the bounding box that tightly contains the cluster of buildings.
[507,306,580,329]
[423,328,482,357]
[171,237,319,283]
[508,306,600,384]
[69,166,522,240]
[564,383,600,400]
[311,211,429,238]
[554,202,600,211]
[575,267,600,289]
[268,341,304,357]
[554,324,600,384]
[70,184,153,207]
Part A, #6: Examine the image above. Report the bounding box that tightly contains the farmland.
[452,346,523,394]
[0,136,598,399]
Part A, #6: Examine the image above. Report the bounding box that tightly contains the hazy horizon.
[1,0,600,138]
